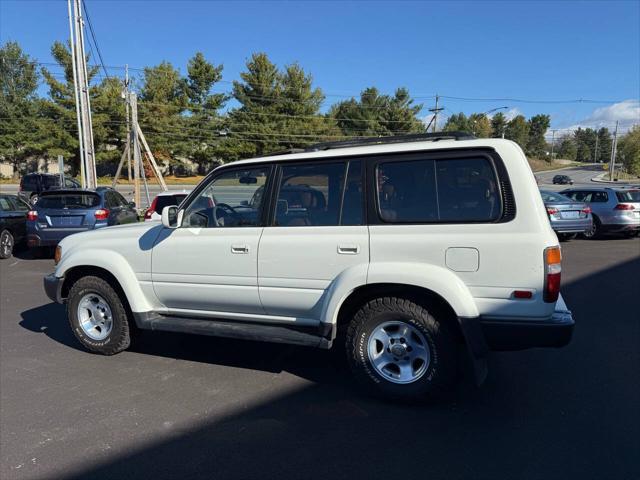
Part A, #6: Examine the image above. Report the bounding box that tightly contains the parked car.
[44,134,574,402]
[539,190,592,240]
[0,194,31,259]
[143,190,190,222]
[561,187,640,238]
[27,188,138,255]
[19,173,81,204]
[553,174,573,185]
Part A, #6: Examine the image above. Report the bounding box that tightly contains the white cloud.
[560,99,640,134]
[503,108,523,121]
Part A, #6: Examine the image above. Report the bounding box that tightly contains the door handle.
[231,244,250,254]
[338,244,360,255]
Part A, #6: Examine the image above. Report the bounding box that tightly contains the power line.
[80,0,110,79]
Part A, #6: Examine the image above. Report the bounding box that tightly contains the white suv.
[44,133,574,401]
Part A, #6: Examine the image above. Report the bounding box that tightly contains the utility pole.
[68,0,97,189]
[550,130,556,159]
[609,121,619,181]
[594,134,599,163]
[428,94,443,133]
[130,92,141,208]
[125,64,132,181]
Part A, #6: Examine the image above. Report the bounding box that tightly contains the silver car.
[561,187,640,238]
[540,190,592,240]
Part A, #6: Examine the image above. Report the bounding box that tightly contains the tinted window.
[591,191,608,203]
[37,193,101,209]
[9,196,30,211]
[540,191,573,203]
[0,197,12,211]
[114,192,129,207]
[22,176,38,190]
[377,157,500,223]
[340,160,364,226]
[42,176,61,188]
[616,190,640,202]
[564,191,590,202]
[154,194,187,214]
[64,178,79,188]
[104,191,117,208]
[183,167,268,228]
[275,162,346,226]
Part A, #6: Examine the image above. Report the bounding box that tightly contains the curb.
[591,173,639,184]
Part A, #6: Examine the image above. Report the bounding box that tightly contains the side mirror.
[128,201,136,208]
[161,206,179,228]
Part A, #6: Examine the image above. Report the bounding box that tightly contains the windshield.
[37,193,101,209]
[616,190,640,202]
[540,191,573,203]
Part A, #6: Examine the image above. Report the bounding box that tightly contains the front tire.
[346,297,458,401]
[67,276,132,355]
[0,229,14,259]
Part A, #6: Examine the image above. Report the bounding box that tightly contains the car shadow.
[19,302,81,351]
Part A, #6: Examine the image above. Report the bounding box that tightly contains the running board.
[133,312,332,348]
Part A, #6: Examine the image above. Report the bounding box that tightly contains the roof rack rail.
[305,131,475,152]
[257,147,307,158]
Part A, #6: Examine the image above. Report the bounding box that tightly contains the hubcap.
[367,321,431,384]
[1,233,12,256]
[76,293,113,341]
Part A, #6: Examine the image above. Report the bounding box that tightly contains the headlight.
[54,245,61,265]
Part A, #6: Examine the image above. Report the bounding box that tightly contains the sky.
[1,0,639,135]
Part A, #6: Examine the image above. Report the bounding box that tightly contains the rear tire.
[67,275,132,355]
[0,230,14,259]
[346,297,458,402]
[582,217,601,239]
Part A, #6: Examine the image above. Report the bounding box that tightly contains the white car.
[143,190,191,222]
[44,133,574,401]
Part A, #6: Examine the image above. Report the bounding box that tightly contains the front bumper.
[480,295,574,351]
[44,273,64,303]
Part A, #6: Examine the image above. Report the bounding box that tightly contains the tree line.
[1,40,638,177]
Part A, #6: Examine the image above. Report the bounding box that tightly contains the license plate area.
[561,211,580,219]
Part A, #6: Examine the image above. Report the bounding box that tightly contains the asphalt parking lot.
[1,237,639,480]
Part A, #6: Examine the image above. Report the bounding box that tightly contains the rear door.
[258,160,368,320]
[7,195,30,241]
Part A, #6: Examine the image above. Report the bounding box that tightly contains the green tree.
[617,125,640,175]
[557,135,577,160]
[442,112,472,132]
[0,41,42,177]
[490,112,507,138]
[526,114,550,158]
[331,87,423,137]
[468,113,492,137]
[594,127,612,163]
[573,128,597,162]
[504,115,529,149]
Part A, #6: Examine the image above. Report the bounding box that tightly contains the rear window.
[154,194,188,214]
[376,157,501,223]
[42,176,61,187]
[541,191,572,203]
[616,190,640,202]
[37,193,101,209]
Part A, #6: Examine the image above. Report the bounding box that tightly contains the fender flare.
[56,249,154,312]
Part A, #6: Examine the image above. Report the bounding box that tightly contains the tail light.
[581,206,591,214]
[27,210,38,221]
[546,207,559,216]
[544,246,562,303]
[94,209,109,220]
[614,204,635,210]
[144,197,158,220]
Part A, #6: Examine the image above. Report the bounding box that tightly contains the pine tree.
[490,112,507,138]
[505,115,529,150]
[526,114,550,158]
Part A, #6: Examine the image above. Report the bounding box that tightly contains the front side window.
[376,157,501,223]
[182,167,269,228]
[274,162,346,227]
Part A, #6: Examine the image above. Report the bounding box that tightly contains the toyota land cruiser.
[44,133,574,401]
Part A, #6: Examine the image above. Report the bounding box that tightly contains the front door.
[152,166,271,315]
[258,160,369,320]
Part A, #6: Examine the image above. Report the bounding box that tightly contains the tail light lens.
[144,197,158,220]
[94,209,109,220]
[615,204,635,210]
[544,246,562,303]
[581,206,591,214]
[27,210,38,221]
[546,207,559,216]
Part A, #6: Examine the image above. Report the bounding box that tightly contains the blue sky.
[2,0,639,133]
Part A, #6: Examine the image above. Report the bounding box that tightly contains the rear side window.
[154,194,187,214]
[9,196,30,211]
[616,190,640,202]
[42,176,61,188]
[591,191,608,203]
[376,157,501,223]
[0,197,12,211]
[22,176,38,190]
[37,194,101,209]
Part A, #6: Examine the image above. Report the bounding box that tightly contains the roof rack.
[305,131,475,152]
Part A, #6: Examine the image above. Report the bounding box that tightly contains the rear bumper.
[27,228,90,247]
[44,273,64,303]
[479,295,574,351]
[550,218,592,234]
